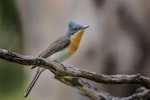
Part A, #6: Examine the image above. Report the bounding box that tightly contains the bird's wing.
[31,35,70,69]
[38,35,70,58]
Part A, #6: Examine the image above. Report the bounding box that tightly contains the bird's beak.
[83,25,89,29]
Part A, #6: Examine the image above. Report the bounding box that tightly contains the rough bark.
[0,48,150,100]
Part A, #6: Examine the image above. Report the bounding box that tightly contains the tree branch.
[0,48,150,100]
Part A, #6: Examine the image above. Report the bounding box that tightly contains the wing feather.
[38,35,70,58]
[31,36,70,69]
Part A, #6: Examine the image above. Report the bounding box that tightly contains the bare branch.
[0,49,150,88]
[55,76,150,100]
[51,62,150,89]
[0,48,150,100]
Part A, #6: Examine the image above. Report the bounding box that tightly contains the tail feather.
[24,69,42,97]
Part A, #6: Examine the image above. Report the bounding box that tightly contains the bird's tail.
[24,68,44,97]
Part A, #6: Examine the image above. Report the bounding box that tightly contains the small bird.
[24,20,89,97]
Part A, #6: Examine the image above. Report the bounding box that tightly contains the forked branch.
[0,48,150,100]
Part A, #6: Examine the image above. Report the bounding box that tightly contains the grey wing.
[38,35,70,58]
[31,35,70,69]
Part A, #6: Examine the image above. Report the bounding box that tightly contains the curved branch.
[0,49,150,88]
[51,62,150,89]
[56,75,150,100]
[0,48,150,100]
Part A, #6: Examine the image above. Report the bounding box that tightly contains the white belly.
[47,48,73,62]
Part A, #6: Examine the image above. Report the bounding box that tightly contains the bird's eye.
[73,28,78,31]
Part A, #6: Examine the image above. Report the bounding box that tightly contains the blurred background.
[0,0,150,100]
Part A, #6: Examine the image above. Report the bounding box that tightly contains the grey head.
[66,20,89,37]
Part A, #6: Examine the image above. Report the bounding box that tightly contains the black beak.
[83,25,89,29]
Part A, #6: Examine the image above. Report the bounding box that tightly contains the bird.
[24,20,89,97]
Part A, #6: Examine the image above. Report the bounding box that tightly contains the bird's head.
[66,21,89,37]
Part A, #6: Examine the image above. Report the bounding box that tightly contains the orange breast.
[68,30,85,52]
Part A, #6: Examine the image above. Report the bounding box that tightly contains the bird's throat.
[68,30,84,52]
